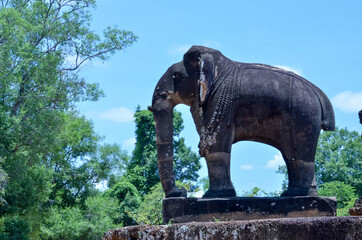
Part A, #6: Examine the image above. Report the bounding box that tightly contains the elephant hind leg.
[281,158,318,196]
[203,152,236,198]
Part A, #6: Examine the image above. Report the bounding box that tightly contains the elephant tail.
[315,87,335,131]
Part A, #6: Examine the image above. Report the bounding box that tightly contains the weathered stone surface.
[102,216,362,240]
[349,198,362,216]
[163,196,336,224]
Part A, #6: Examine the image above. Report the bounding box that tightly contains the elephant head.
[149,46,220,197]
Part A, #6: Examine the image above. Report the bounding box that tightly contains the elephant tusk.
[199,80,208,103]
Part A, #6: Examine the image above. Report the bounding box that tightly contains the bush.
[40,194,120,240]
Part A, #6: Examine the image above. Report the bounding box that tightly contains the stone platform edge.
[103,216,362,240]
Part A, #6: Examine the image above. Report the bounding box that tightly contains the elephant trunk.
[151,98,185,198]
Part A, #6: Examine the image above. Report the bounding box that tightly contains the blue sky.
[77,0,362,195]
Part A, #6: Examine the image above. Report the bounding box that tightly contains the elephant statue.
[149,46,335,198]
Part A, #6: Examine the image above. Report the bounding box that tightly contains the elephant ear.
[184,50,215,106]
[198,53,215,106]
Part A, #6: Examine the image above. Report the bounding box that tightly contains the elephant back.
[240,63,335,131]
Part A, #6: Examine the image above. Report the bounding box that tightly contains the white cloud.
[192,190,204,198]
[240,164,254,170]
[265,153,284,169]
[274,65,303,76]
[168,42,221,56]
[332,91,362,113]
[123,137,136,147]
[168,44,192,56]
[99,107,134,123]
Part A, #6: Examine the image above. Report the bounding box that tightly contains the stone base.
[163,197,336,224]
[102,216,362,240]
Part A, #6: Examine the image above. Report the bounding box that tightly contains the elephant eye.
[173,73,180,79]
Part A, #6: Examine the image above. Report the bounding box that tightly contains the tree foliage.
[275,165,288,192]
[107,179,141,226]
[318,181,358,209]
[129,182,191,225]
[0,162,6,204]
[0,0,136,238]
[0,216,31,240]
[0,0,136,162]
[112,108,201,226]
[47,113,129,208]
[40,194,120,240]
[315,127,362,196]
[198,176,210,192]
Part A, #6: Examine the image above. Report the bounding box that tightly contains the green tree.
[83,194,121,239]
[240,187,267,197]
[107,179,141,226]
[130,182,191,225]
[126,108,201,194]
[0,111,128,238]
[40,194,120,240]
[315,127,362,196]
[318,181,358,216]
[1,216,31,240]
[239,187,281,197]
[318,181,358,208]
[48,112,129,207]
[0,164,6,204]
[275,165,288,192]
[198,176,210,192]
[0,0,136,238]
[40,206,89,240]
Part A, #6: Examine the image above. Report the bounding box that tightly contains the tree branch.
[1,0,9,8]
[21,0,31,8]
[60,46,122,71]
[11,73,29,116]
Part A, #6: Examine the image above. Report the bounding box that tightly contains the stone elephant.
[149,46,335,198]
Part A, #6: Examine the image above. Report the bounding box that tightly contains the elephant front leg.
[203,152,236,198]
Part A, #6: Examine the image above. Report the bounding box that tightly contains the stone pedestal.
[163,197,336,224]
